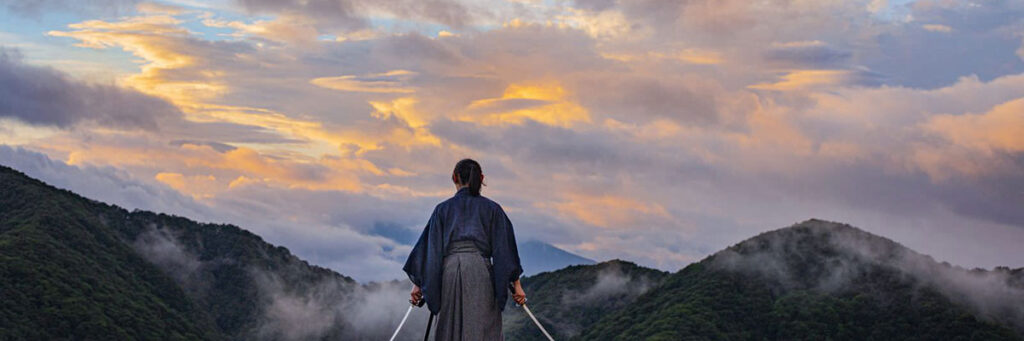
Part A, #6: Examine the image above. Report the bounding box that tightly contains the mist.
[562,266,655,306]
[129,222,433,340]
[252,273,433,340]
[710,220,1024,331]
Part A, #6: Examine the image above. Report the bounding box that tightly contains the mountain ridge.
[3,164,1022,340]
[577,219,1024,340]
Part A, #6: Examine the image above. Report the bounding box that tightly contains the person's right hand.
[512,280,527,305]
[410,285,423,306]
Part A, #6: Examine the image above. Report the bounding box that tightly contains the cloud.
[763,43,852,68]
[749,70,855,91]
[2,0,137,17]
[233,0,481,30]
[126,214,433,340]
[922,24,953,33]
[924,98,1024,154]
[132,225,205,286]
[562,265,656,306]
[311,70,417,94]
[455,82,590,128]
[0,48,179,130]
[866,0,1024,88]
[4,0,1024,281]
[710,221,1024,330]
[0,144,214,219]
[544,193,673,229]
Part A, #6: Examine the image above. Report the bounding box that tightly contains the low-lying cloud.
[711,220,1024,331]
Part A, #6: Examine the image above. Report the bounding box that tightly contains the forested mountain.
[578,220,1024,340]
[0,165,418,340]
[503,260,668,340]
[1,168,224,340]
[3,164,1022,340]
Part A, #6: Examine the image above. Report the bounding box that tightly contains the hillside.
[0,165,223,339]
[578,220,1024,340]
[4,164,1023,340]
[0,165,425,340]
[502,260,668,340]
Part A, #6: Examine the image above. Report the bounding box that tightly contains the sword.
[391,289,427,341]
[519,299,554,341]
[389,305,414,341]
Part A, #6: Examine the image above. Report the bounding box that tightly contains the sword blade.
[389,305,414,341]
[522,304,555,341]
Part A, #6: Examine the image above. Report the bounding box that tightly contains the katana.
[388,305,414,341]
[520,301,554,341]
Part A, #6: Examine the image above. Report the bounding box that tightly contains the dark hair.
[453,158,484,196]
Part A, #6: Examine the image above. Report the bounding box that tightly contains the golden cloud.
[925,98,1024,153]
[456,82,590,127]
[543,193,672,229]
[748,70,852,91]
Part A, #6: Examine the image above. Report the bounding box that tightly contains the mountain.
[578,220,1024,340]
[518,239,596,276]
[502,259,668,340]
[0,165,428,340]
[4,164,1023,340]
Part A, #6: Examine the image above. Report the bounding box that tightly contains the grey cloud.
[169,140,238,153]
[373,34,464,71]
[763,44,852,68]
[431,119,715,182]
[869,26,1024,89]
[0,45,291,143]
[365,0,474,28]
[910,0,1024,33]
[466,98,552,114]
[235,0,477,30]
[2,0,136,17]
[0,145,212,219]
[571,74,721,125]
[573,0,617,12]
[865,0,1024,88]
[203,183,433,281]
[165,121,304,145]
[0,48,179,130]
[450,25,612,78]
[235,0,365,30]
[934,167,1024,229]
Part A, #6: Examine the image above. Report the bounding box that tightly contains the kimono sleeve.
[402,224,429,287]
[490,203,523,310]
[402,204,445,314]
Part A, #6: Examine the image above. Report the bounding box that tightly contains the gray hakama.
[435,240,503,341]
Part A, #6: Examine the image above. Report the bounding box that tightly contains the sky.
[1,0,1023,282]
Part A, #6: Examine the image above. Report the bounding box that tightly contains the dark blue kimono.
[403,187,524,315]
